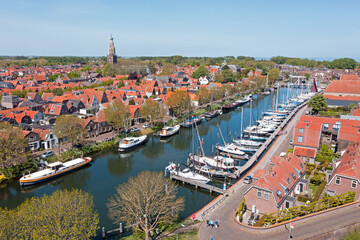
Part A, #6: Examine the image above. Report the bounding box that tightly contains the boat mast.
[194,122,205,156]
[240,107,243,139]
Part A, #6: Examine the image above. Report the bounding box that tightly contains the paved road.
[199,202,360,240]
[198,106,314,240]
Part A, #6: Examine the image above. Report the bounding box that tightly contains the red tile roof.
[340,74,359,81]
[294,146,316,158]
[324,80,360,94]
[331,142,360,182]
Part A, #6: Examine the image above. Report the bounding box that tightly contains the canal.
[0,88,298,238]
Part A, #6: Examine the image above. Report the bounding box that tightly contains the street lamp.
[285,208,292,239]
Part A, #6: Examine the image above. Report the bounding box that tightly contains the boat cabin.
[47,162,63,171]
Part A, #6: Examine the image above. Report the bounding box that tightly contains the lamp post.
[285,208,292,239]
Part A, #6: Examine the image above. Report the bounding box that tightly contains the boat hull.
[19,159,91,186]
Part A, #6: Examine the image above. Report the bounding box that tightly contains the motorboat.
[215,143,249,160]
[159,125,180,137]
[235,95,251,105]
[204,109,222,119]
[118,135,148,152]
[222,102,238,111]
[181,116,202,128]
[193,164,233,179]
[165,163,210,183]
[19,157,92,186]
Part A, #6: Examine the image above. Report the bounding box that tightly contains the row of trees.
[270,56,358,69]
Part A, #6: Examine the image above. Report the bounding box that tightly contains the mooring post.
[102,227,106,238]
[119,222,123,233]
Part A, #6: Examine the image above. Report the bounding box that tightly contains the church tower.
[107,35,117,65]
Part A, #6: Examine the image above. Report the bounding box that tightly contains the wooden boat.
[19,157,92,186]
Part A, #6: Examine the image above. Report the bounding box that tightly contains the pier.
[170,174,226,195]
[234,101,307,178]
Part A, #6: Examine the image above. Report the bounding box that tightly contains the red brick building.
[326,142,360,200]
[244,153,307,214]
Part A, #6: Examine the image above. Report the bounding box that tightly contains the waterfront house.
[23,130,41,151]
[32,129,59,150]
[326,142,360,200]
[323,77,360,106]
[244,153,308,214]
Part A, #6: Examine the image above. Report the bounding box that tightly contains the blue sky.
[1,0,360,59]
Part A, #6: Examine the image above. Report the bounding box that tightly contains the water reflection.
[169,131,192,151]
[141,137,165,159]
[107,154,133,176]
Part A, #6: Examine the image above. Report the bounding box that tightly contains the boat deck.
[170,175,226,195]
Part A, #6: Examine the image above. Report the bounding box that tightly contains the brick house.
[23,130,41,151]
[244,153,308,214]
[326,142,360,200]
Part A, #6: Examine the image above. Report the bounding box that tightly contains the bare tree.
[107,171,184,240]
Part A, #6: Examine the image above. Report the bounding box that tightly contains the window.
[324,123,329,130]
[335,177,341,185]
[298,128,304,134]
[264,191,269,200]
[333,123,341,130]
[297,136,303,143]
[285,201,290,209]
[257,189,262,198]
[352,180,357,189]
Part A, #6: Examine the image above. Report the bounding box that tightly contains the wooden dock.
[234,102,307,178]
[170,174,226,195]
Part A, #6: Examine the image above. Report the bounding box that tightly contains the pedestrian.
[206,219,210,227]
[215,220,219,228]
[209,236,213,240]
[210,220,214,228]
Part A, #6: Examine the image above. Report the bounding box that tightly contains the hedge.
[297,195,313,203]
[313,181,326,201]
[253,214,266,227]
[260,191,355,226]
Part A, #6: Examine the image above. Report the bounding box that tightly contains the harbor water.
[0,88,299,238]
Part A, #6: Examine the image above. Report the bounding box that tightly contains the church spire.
[107,35,117,65]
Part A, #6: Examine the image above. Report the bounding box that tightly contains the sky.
[1,0,360,59]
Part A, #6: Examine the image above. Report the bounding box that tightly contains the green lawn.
[162,229,198,240]
[309,183,319,197]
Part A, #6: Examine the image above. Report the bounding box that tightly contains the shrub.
[313,181,326,201]
[253,214,266,227]
[297,195,313,203]
[237,198,246,220]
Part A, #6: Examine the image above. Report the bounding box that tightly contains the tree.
[159,63,176,76]
[308,94,327,113]
[104,100,131,132]
[148,61,156,74]
[328,58,357,69]
[305,73,310,80]
[117,81,124,88]
[221,69,234,83]
[267,68,281,84]
[166,90,191,116]
[107,171,184,240]
[191,65,209,79]
[53,115,86,153]
[52,88,64,96]
[0,123,28,170]
[198,88,211,105]
[102,63,110,76]
[66,71,81,78]
[95,68,102,74]
[11,90,27,98]
[211,87,225,100]
[0,189,99,239]
[213,73,225,83]
[129,99,135,105]
[270,56,288,64]
[140,99,165,125]
[80,65,91,72]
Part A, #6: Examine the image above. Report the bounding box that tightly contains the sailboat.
[215,126,249,160]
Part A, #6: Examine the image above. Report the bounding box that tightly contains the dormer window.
[276,190,282,198]
[324,123,329,130]
[287,178,291,184]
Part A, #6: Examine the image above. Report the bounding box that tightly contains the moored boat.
[118,135,148,152]
[159,125,180,137]
[165,162,210,183]
[19,157,92,186]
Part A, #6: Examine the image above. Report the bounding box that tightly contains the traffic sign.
[192,214,196,221]
[290,222,294,229]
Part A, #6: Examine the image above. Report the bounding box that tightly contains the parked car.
[41,150,54,159]
[243,175,252,184]
[73,143,83,149]
[131,127,140,132]
[120,129,130,134]
[142,123,150,129]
